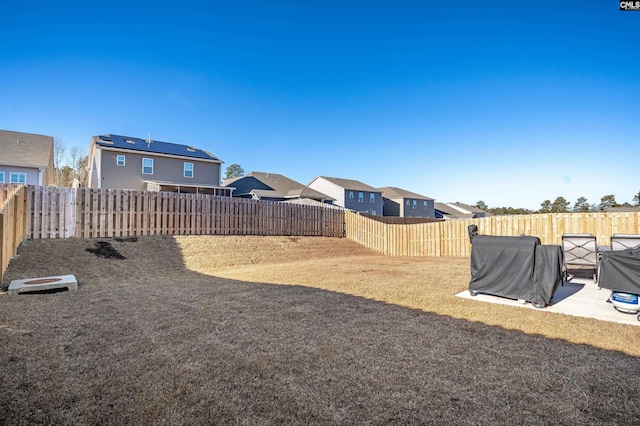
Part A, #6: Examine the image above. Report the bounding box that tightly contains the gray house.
[0,130,55,186]
[379,187,435,218]
[222,171,334,202]
[88,134,231,195]
[307,176,383,215]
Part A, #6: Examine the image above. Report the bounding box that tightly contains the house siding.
[0,165,41,185]
[94,148,221,190]
[343,190,383,215]
[308,179,345,207]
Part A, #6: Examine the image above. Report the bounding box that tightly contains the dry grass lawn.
[1,235,639,425]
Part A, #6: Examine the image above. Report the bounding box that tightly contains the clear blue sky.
[1,1,638,210]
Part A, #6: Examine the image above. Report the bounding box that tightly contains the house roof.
[92,134,222,162]
[434,202,488,219]
[378,186,434,201]
[223,172,334,201]
[313,176,381,193]
[0,130,54,168]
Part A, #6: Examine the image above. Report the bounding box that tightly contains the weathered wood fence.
[25,186,346,239]
[346,210,640,257]
[1,185,28,283]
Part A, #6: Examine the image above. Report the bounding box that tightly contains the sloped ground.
[0,235,638,425]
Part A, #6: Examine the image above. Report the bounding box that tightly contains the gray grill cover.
[598,249,640,294]
[469,232,562,306]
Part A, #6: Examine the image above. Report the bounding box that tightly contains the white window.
[370,193,375,203]
[413,200,417,209]
[116,155,125,166]
[184,162,193,178]
[142,158,153,175]
[358,192,364,202]
[406,199,410,206]
[349,191,354,199]
[424,201,428,208]
[10,172,26,184]
[0,171,4,183]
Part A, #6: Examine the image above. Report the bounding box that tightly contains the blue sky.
[1,1,638,210]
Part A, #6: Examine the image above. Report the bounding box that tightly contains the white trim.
[142,158,154,175]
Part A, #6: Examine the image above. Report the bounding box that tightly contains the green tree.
[475,200,488,211]
[539,200,552,213]
[550,197,570,213]
[224,164,244,180]
[633,190,640,206]
[599,194,617,211]
[573,197,590,212]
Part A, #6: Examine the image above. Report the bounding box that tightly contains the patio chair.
[561,234,599,284]
[611,234,640,251]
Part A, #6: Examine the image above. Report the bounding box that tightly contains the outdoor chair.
[561,234,599,284]
[611,234,640,251]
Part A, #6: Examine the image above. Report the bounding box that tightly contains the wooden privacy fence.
[345,210,640,257]
[26,186,345,239]
[1,185,28,283]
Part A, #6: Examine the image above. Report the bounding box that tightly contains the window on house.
[184,162,193,178]
[10,172,26,184]
[116,155,125,166]
[142,158,153,175]
[370,193,375,203]
[358,192,364,202]
[413,200,417,209]
[406,199,410,206]
[0,171,4,183]
[424,201,428,208]
[349,191,354,199]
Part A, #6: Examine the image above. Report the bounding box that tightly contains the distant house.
[88,134,231,195]
[607,206,640,213]
[434,202,488,220]
[307,176,383,216]
[0,130,54,186]
[222,171,334,202]
[379,187,435,218]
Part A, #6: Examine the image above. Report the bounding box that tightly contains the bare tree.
[53,138,66,186]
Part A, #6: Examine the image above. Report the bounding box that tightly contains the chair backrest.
[561,234,598,266]
[611,234,640,251]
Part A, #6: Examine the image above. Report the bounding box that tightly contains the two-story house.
[0,130,55,186]
[307,176,383,215]
[222,171,334,203]
[88,134,231,195]
[378,187,435,218]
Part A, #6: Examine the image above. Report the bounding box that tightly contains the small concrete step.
[8,275,78,296]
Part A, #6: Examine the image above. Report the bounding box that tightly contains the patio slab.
[457,277,640,326]
[8,275,78,296]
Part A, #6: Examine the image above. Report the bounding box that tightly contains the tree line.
[476,192,640,215]
[53,138,89,187]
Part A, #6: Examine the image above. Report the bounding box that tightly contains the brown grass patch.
[1,235,639,424]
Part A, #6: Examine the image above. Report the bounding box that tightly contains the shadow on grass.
[0,236,638,425]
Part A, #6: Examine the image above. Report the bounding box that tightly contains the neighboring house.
[434,202,488,220]
[88,134,231,195]
[307,176,383,216]
[222,171,334,202]
[379,187,435,218]
[0,130,54,186]
[607,206,640,213]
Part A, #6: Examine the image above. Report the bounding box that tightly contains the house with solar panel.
[307,176,383,216]
[0,130,55,186]
[87,134,231,195]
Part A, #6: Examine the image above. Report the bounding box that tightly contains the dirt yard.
[1,235,639,424]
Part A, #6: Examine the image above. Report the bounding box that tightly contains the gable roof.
[0,130,54,168]
[223,172,334,201]
[92,134,222,162]
[434,202,488,219]
[378,186,434,201]
[313,176,381,193]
